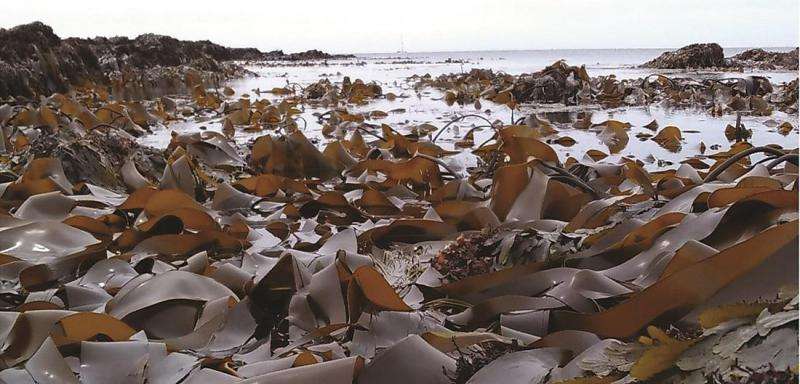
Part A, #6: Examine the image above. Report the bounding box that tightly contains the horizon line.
[3,21,796,56]
[350,45,798,56]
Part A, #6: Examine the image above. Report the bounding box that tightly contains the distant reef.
[729,47,799,70]
[641,43,726,69]
[0,21,354,99]
[642,43,798,70]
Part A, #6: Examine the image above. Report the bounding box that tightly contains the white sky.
[2,0,798,53]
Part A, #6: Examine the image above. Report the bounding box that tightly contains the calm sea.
[359,47,798,82]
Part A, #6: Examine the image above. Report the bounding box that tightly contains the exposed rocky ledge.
[0,22,353,99]
[264,49,355,61]
[642,43,799,70]
[729,47,799,70]
[641,43,726,69]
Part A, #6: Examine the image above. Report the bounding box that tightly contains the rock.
[0,22,61,63]
[0,22,241,99]
[642,43,725,69]
[729,48,799,70]
[280,49,355,61]
[0,22,106,98]
[0,22,353,99]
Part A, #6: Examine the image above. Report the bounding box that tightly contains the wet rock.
[0,22,352,100]
[279,49,355,61]
[642,43,726,69]
[0,21,61,63]
[729,48,799,70]
[0,22,243,100]
[85,33,264,69]
[0,22,106,98]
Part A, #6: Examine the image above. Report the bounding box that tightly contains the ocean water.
[210,47,798,97]
[361,47,798,82]
[139,48,798,170]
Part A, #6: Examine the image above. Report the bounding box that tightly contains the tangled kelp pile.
[413,60,799,114]
[0,50,798,384]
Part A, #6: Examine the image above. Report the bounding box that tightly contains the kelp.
[0,54,797,384]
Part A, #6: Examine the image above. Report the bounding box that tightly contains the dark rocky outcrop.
[729,48,798,70]
[0,22,106,99]
[642,43,799,71]
[642,43,725,69]
[279,49,354,61]
[0,22,353,99]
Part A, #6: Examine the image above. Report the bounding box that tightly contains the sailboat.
[396,35,407,54]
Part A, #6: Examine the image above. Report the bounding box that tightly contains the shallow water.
[361,48,798,82]
[139,49,799,170]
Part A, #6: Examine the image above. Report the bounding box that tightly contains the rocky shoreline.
[0,21,797,383]
[2,22,796,103]
[0,22,354,100]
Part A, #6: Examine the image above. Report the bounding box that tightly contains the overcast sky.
[2,0,798,53]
